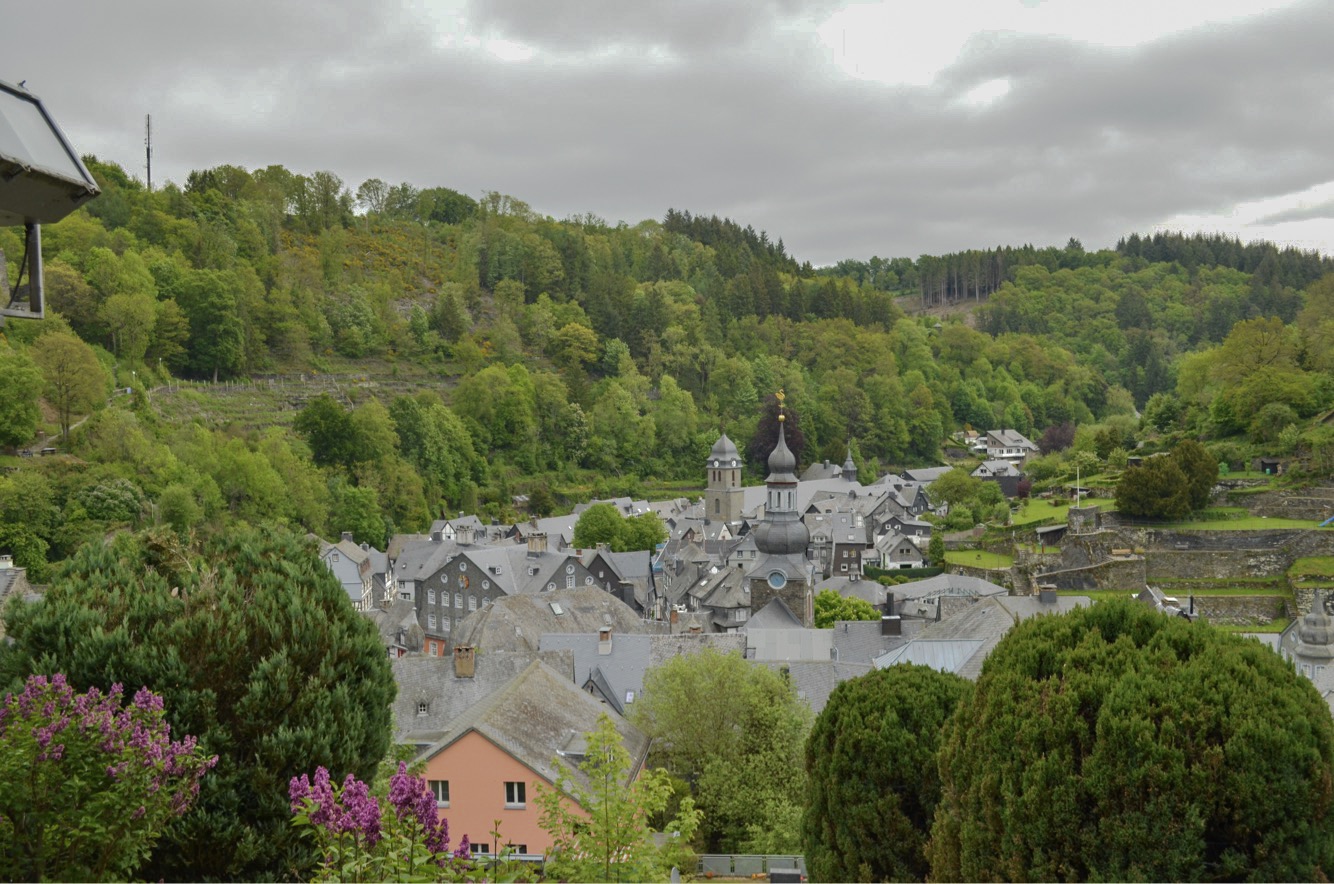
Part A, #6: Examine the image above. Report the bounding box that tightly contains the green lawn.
[1291,557,1334,579]
[1158,516,1320,530]
[946,550,1014,569]
[1220,619,1291,634]
[1010,497,1115,527]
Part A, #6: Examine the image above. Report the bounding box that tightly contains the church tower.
[706,433,744,524]
[747,392,814,625]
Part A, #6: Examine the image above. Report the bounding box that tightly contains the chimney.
[430,530,444,543]
[341,531,354,542]
[527,532,548,556]
[670,607,679,625]
[598,625,613,655]
[881,615,902,636]
[453,645,475,678]
[1038,584,1058,605]
[457,525,473,545]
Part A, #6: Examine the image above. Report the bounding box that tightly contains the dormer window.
[417,701,430,715]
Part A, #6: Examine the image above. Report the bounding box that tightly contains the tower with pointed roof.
[842,445,858,482]
[746,392,815,626]
[706,432,744,525]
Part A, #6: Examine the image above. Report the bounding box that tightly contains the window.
[428,613,437,629]
[733,608,746,621]
[482,579,490,590]
[470,843,491,856]
[566,564,575,574]
[585,576,594,585]
[429,642,438,657]
[547,583,556,591]
[443,616,451,630]
[417,701,430,715]
[504,781,526,807]
[428,589,436,605]
[330,553,339,562]
[460,562,467,572]
[429,780,449,806]
[455,593,462,608]
[468,595,477,611]
[566,575,575,589]
[507,844,528,855]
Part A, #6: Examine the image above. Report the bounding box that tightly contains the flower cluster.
[290,763,475,882]
[0,673,217,881]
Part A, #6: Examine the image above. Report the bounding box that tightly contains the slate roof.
[973,460,1023,478]
[814,575,888,608]
[413,660,651,797]
[873,594,1088,680]
[538,632,747,715]
[830,619,912,665]
[765,660,874,715]
[393,648,572,745]
[902,466,953,483]
[747,623,833,661]
[394,537,463,587]
[364,597,424,653]
[449,585,665,654]
[888,573,1011,601]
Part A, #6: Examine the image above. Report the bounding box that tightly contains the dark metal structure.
[0,78,100,320]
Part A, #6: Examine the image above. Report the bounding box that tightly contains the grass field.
[946,550,1014,569]
[1009,497,1116,527]
[1159,515,1320,530]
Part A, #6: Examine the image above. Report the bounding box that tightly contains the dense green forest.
[0,157,1331,579]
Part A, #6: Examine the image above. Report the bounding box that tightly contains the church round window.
[767,571,787,589]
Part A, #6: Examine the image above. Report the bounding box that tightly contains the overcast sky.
[5,0,1334,266]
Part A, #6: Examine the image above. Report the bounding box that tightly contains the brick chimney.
[453,645,475,678]
[598,625,613,655]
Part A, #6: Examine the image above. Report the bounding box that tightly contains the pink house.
[413,649,651,857]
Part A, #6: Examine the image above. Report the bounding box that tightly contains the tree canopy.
[629,648,810,853]
[803,665,970,883]
[929,599,1334,882]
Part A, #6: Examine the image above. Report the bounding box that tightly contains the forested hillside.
[0,158,1330,579]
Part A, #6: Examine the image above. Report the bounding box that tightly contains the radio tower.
[145,114,152,192]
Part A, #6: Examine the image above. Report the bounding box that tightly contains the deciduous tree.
[1114,456,1191,520]
[29,329,108,438]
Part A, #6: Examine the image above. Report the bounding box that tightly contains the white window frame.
[430,779,450,807]
[504,781,526,808]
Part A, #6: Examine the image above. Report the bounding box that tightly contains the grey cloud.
[461,0,842,55]
[2,0,1331,265]
[1256,200,1334,225]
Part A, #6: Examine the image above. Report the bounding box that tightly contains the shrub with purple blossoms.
[291,763,488,883]
[0,673,217,881]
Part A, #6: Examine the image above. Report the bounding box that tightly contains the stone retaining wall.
[1186,594,1290,627]
[1144,549,1289,580]
[1035,557,1146,592]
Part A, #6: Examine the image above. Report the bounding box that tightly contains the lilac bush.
[0,673,217,881]
[290,762,479,883]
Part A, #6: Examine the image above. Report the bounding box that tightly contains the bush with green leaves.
[813,589,880,628]
[0,674,217,881]
[803,665,970,883]
[930,600,1334,882]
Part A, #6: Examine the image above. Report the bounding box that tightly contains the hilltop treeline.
[0,157,1330,579]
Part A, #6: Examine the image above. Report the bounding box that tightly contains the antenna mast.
[145,114,152,192]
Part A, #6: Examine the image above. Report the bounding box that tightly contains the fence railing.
[697,854,806,876]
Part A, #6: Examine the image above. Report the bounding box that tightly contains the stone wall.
[946,564,1013,590]
[1034,557,1146,592]
[1187,594,1290,627]
[1144,550,1289,580]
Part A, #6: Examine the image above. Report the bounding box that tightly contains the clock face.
[767,571,787,590]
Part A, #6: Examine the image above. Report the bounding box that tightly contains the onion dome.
[766,423,798,482]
